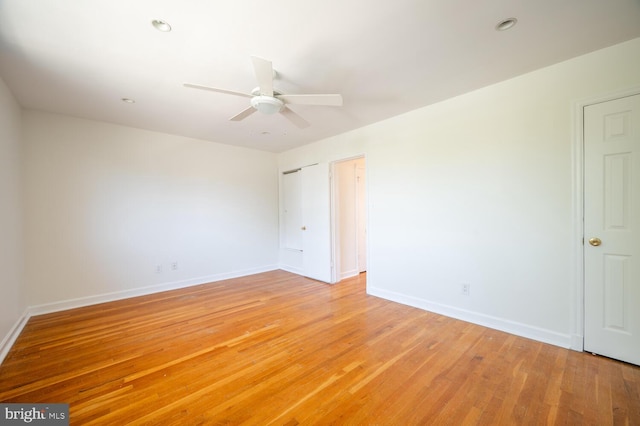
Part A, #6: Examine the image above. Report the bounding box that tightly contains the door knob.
[588,237,602,246]
[301,226,307,231]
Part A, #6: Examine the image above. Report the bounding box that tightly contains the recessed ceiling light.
[121,98,135,103]
[152,19,172,32]
[495,18,517,31]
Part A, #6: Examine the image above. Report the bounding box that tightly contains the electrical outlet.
[461,283,470,296]
[171,262,178,270]
[156,264,162,274]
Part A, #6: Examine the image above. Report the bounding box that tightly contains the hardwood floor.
[1,270,639,425]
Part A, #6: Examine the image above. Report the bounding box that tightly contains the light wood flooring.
[1,270,639,425]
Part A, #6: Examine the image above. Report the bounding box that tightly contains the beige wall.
[0,75,25,356]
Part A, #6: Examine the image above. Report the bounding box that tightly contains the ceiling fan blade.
[250,56,274,97]
[230,106,257,121]
[281,107,310,129]
[277,94,343,106]
[183,83,252,98]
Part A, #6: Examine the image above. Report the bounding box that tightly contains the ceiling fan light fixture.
[251,96,283,114]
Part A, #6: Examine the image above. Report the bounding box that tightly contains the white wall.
[278,38,640,348]
[23,111,279,310]
[0,75,26,358]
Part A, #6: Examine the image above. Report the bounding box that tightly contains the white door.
[584,93,640,365]
[301,163,332,282]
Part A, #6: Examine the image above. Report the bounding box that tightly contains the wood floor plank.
[1,270,639,425]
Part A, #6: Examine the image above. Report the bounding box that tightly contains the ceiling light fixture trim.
[495,18,517,31]
[152,19,172,32]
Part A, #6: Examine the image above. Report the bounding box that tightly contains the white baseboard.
[278,264,304,276]
[0,308,31,365]
[570,334,584,352]
[28,265,279,316]
[367,286,572,349]
[339,269,359,281]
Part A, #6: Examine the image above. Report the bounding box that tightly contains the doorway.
[332,157,367,282]
[278,158,367,285]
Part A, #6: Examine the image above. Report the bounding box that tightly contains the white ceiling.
[1,1,640,152]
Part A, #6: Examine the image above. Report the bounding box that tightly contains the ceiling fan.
[183,56,343,129]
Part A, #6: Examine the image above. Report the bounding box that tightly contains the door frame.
[572,86,640,352]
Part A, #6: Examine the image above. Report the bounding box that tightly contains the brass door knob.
[588,237,602,247]
[301,226,307,231]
